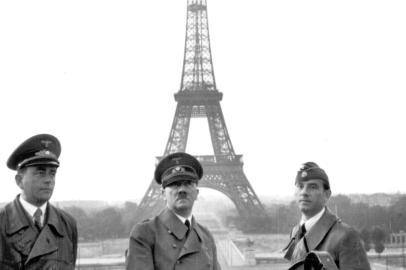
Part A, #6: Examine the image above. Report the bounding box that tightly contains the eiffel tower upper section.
[166,0,236,158]
[179,0,218,94]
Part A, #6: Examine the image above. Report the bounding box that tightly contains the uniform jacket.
[0,196,78,270]
[284,208,370,270]
[125,208,221,270]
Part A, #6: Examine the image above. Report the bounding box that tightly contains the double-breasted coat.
[125,208,221,270]
[284,208,370,270]
[0,196,78,270]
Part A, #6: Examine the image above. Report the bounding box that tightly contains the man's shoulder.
[0,201,12,221]
[0,200,17,218]
[325,215,363,247]
[331,216,356,233]
[130,216,158,237]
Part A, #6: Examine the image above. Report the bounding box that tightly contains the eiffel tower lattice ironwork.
[134,0,269,228]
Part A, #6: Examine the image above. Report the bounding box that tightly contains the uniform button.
[172,244,177,248]
[176,260,181,264]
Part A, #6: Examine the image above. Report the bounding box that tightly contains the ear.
[161,187,166,200]
[15,174,24,189]
[324,189,332,199]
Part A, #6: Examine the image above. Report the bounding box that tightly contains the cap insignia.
[172,157,182,165]
[301,171,307,178]
[41,140,52,148]
[172,166,184,173]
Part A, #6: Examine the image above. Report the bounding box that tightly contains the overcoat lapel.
[284,208,339,263]
[283,224,300,260]
[5,197,38,257]
[25,226,58,263]
[159,209,203,259]
[25,204,65,264]
[178,218,202,258]
[159,208,188,240]
[305,209,338,251]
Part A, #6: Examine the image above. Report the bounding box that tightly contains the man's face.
[16,165,57,206]
[162,179,199,217]
[295,179,331,219]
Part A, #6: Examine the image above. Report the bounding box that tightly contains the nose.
[299,185,309,196]
[177,185,188,192]
[43,174,55,184]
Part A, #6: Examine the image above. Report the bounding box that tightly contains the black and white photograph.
[1,0,406,269]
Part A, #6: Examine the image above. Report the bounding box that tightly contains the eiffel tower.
[134,0,269,230]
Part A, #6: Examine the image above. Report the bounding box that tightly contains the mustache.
[177,191,188,198]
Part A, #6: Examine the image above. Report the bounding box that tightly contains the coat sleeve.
[125,222,155,270]
[71,219,78,264]
[337,229,371,270]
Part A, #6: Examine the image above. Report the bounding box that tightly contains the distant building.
[388,230,406,246]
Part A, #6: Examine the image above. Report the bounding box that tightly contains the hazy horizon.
[1,0,405,202]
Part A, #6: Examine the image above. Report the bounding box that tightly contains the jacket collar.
[5,195,65,237]
[159,208,203,241]
[159,208,189,240]
[45,203,65,237]
[305,207,338,251]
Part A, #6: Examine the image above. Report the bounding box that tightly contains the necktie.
[33,208,43,230]
[294,223,306,245]
[299,224,306,239]
[185,219,191,236]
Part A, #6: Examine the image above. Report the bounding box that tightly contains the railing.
[216,237,247,266]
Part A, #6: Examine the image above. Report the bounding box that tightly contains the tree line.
[222,194,406,236]
[62,194,406,241]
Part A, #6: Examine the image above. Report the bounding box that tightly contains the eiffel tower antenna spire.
[134,0,270,232]
[181,0,216,92]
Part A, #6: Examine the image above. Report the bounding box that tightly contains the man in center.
[125,152,221,270]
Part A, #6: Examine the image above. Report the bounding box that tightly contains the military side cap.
[7,134,61,170]
[155,152,203,188]
[296,161,330,189]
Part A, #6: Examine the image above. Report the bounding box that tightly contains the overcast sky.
[1,0,405,204]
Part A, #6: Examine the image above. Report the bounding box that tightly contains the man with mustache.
[284,162,370,270]
[125,152,221,270]
[0,134,78,269]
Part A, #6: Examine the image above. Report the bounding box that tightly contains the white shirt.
[300,207,325,232]
[19,195,47,226]
[174,212,192,227]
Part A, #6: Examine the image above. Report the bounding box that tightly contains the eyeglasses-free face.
[162,180,199,217]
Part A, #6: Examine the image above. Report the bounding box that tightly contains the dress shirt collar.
[19,194,47,224]
[300,207,325,232]
[173,212,192,225]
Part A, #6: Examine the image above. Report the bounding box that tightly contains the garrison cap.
[154,152,203,188]
[296,161,330,189]
[7,134,61,170]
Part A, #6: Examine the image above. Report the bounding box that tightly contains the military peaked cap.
[7,134,61,170]
[296,161,330,189]
[154,152,203,188]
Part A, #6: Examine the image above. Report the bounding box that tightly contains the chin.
[175,204,191,211]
